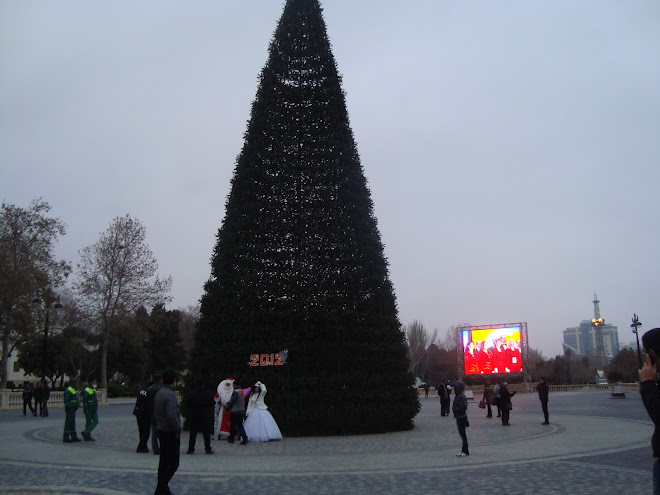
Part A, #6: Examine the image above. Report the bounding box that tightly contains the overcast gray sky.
[2,1,659,357]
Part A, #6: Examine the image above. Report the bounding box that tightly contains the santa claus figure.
[217,378,234,440]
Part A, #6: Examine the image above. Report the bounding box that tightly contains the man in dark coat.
[147,372,165,455]
[537,377,550,424]
[185,381,215,454]
[22,383,35,416]
[153,370,181,495]
[640,327,660,495]
[499,382,516,426]
[226,383,248,445]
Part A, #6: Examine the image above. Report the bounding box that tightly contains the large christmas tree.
[190,0,419,435]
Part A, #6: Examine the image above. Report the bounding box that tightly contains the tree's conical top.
[191,0,419,435]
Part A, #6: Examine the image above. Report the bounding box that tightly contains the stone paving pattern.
[0,391,654,494]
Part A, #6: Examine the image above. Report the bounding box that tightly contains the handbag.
[478,400,486,409]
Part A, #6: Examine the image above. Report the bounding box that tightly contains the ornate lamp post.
[32,293,63,380]
[631,314,643,370]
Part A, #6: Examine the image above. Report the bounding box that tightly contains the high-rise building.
[562,294,620,361]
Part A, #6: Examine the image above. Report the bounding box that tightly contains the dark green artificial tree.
[190,0,419,435]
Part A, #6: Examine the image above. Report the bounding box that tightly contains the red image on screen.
[462,326,522,375]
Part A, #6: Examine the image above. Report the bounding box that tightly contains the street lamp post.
[631,314,643,370]
[32,294,63,381]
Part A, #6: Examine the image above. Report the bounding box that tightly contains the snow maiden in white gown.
[243,381,283,442]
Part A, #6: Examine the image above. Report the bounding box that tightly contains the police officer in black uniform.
[134,381,152,452]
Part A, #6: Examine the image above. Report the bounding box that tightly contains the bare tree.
[439,323,470,352]
[404,320,438,379]
[0,199,70,388]
[74,214,172,389]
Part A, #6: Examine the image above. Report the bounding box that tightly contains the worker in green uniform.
[63,378,81,443]
[82,378,99,441]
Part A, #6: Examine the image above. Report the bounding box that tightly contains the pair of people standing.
[62,378,99,442]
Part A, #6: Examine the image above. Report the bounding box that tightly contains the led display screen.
[462,325,523,375]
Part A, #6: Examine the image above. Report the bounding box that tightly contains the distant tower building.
[563,293,620,361]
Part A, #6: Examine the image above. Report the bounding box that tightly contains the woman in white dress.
[243,381,283,442]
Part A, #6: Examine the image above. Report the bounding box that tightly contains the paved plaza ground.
[0,390,654,495]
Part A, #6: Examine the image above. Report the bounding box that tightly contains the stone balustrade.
[0,389,107,410]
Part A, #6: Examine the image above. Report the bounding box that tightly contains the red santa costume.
[217,378,234,439]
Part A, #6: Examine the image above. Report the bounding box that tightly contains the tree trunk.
[1,316,12,389]
[101,330,109,390]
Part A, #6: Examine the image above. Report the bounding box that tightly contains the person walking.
[537,377,550,425]
[22,383,36,416]
[439,380,451,417]
[147,373,165,455]
[153,370,181,495]
[499,382,516,426]
[482,380,495,418]
[226,383,248,445]
[493,382,502,417]
[185,380,215,455]
[81,378,99,441]
[33,382,44,417]
[42,379,51,417]
[452,380,469,457]
[63,378,81,443]
[134,381,152,453]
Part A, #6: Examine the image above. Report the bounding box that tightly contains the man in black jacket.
[134,381,152,453]
[33,382,44,417]
[640,327,660,495]
[537,377,550,425]
[185,381,215,454]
